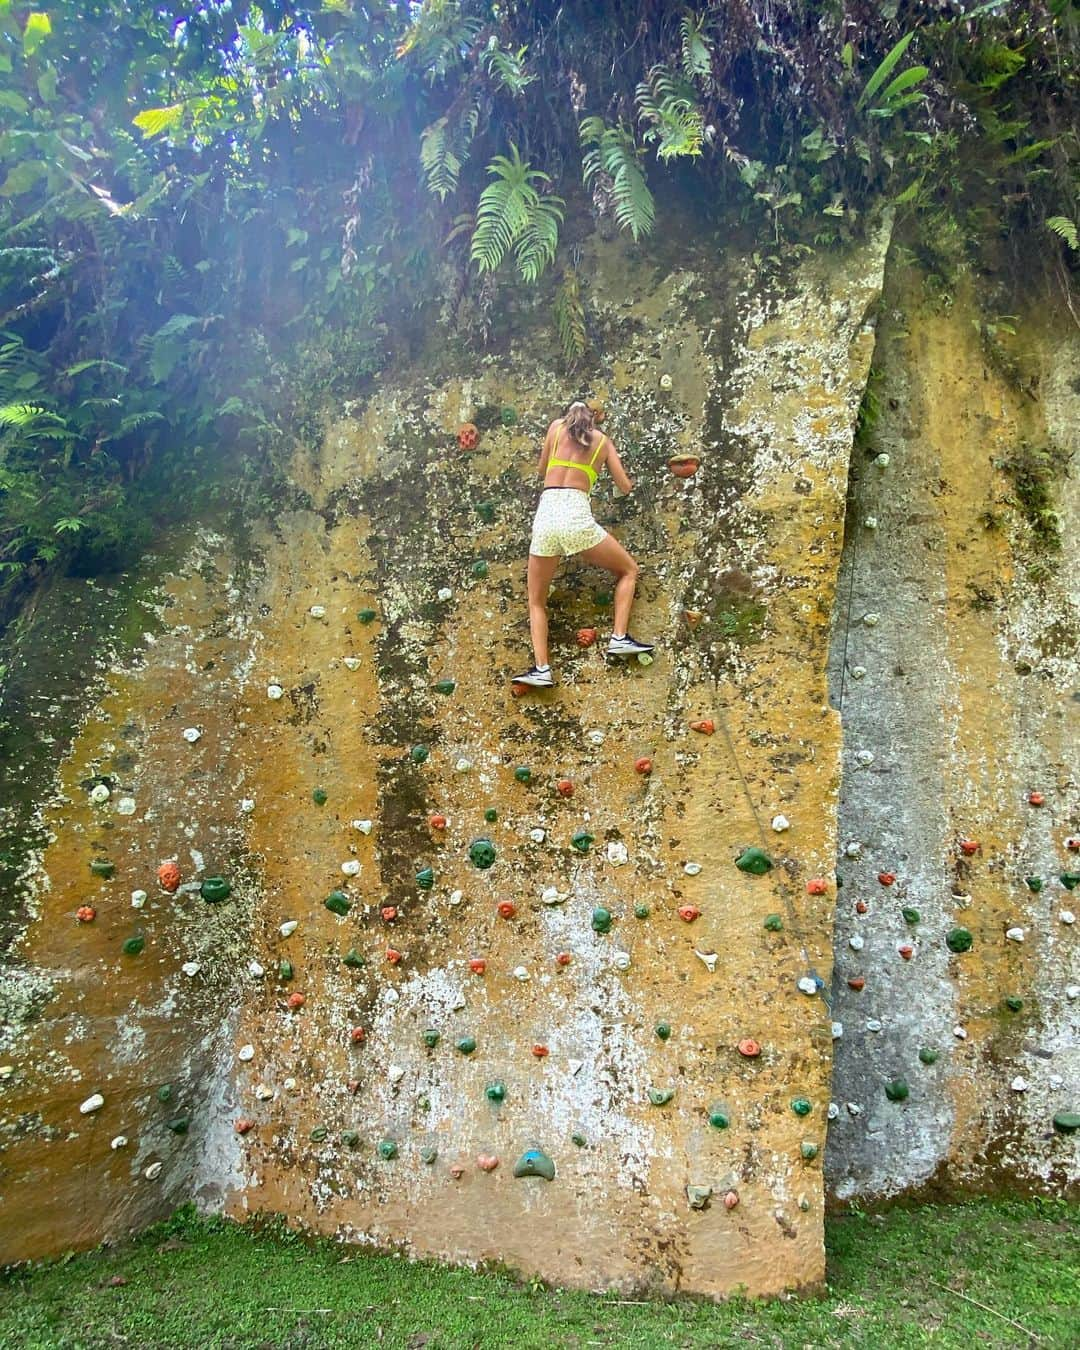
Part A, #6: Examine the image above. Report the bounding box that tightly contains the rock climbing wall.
[825,262,1080,1200]
[0,218,893,1296]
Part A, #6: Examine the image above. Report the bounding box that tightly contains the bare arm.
[605,440,634,494]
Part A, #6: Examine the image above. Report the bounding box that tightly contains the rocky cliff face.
[1,214,1075,1298]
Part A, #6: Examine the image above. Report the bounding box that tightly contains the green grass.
[1,1198,1077,1348]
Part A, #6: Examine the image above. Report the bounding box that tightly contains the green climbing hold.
[571,831,595,853]
[655,1022,672,1041]
[200,876,231,903]
[800,1140,819,1160]
[484,807,498,823]
[416,866,435,889]
[514,766,531,783]
[471,560,489,579]
[763,913,784,932]
[341,1130,360,1147]
[377,1139,397,1159]
[310,1126,328,1142]
[278,959,294,981]
[456,1036,476,1055]
[420,1145,438,1164]
[1052,1112,1080,1134]
[735,847,773,876]
[791,1097,812,1117]
[422,1028,440,1049]
[594,589,612,607]
[410,744,429,765]
[485,1080,506,1103]
[513,1148,555,1180]
[884,1078,910,1102]
[157,1084,173,1103]
[469,837,496,869]
[325,890,351,916]
[166,1116,190,1134]
[312,788,328,806]
[90,859,115,878]
[1004,996,1024,1013]
[591,906,613,933]
[1061,872,1080,891]
[434,679,456,695]
[342,948,365,969]
[500,406,518,426]
[708,1109,730,1130]
[122,936,145,956]
[1025,876,1043,892]
[357,608,377,624]
[902,907,920,925]
[649,1088,675,1106]
[571,1132,587,1147]
[476,500,496,523]
[918,1047,939,1066]
[634,903,651,919]
[946,927,973,953]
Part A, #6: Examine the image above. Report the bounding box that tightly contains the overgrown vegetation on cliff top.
[0,2,1076,623]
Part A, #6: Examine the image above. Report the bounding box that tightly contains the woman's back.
[544,418,609,492]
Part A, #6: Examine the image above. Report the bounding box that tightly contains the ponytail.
[565,401,594,447]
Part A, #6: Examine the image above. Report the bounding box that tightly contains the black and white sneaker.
[606,633,655,657]
[511,664,554,688]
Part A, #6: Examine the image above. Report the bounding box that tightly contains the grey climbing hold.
[513,1148,555,1180]
[686,1184,712,1210]
[648,1088,675,1106]
[420,1145,438,1164]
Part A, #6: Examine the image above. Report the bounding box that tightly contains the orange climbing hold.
[429,813,447,830]
[806,878,829,895]
[848,976,866,990]
[476,1154,499,1172]
[878,871,896,886]
[959,839,980,856]
[683,610,703,628]
[157,861,181,893]
[855,900,868,914]
[899,944,914,961]
[469,956,487,973]
[531,1044,549,1058]
[689,719,715,735]
[386,947,402,965]
[287,992,305,1010]
[510,682,529,698]
[576,627,598,648]
[737,1038,761,1058]
[723,1189,740,1210]
[678,905,701,922]
[1028,791,1045,806]
[350,1026,366,1043]
[457,422,479,450]
[669,454,700,479]
[497,901,516,919]
[634,756,653,775]
[381,906,397,922]
[555,951,572,966]
[76,905,96,923]
[346,1079,360,1094]
[556,778,574,798]
[234,1119,254,1135]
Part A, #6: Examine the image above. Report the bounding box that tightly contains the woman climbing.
[512,401,654,689]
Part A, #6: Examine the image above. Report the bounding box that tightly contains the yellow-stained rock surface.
[3,216,894,1295]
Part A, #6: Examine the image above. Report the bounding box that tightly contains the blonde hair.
[565,400,594,447]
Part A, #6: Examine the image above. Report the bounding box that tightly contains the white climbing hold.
[844,840,862,858]
[248,961,265,978]
[1006,927,1025,943]
[182,727,201,743]
[343,657,361,671]
[144,1162,163,1180]
[437,587,453,602]
[352,819,373,834]
[340,860,361,876]
[448,889,463,907]
[89,784,110,805]
[847,1102,863,1117]
[529,828,546,844]
[851,665,867,679]
[240,798,255,814]
[587,729,605,745]
[1061,911,1076,925]
[455,758,473,773]
[279,921,298,938]
[181,961,201,977]
[384,988,400,1004]
[238,1044,255,1062]
[849,934,865,951]
[116,797,136,816]
[797,977,818,995]
[855,750,875,766]
[79,1093,104,1115]
[607,842,629,867]
[512,965,530,981]
[387,1065,405,1085]
[683,861,702,876]
[131,890,147,909]
[110,1136,127,1150]
[875,452,890,467]
[254,1084,273,1100]
[309,605,327,619]
[771,814,790,832]
[828,1102,840,1120]
[541,887,567,905]
[953,1025,968,1039]
[831,1022,843,1039]
[266,684,284,701]
[866,1018,883,1033]
[659,373,673,391]
[613,952,631,971]
[1066,985,1080,1000]
[694,949,718,973]
[862,612,880,627]
[1011,1076,1028,1092]
[864,516,879,530]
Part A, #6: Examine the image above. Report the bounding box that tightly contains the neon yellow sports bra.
[546,421,607,492]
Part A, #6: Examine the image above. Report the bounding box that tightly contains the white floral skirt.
[529,488,608,557]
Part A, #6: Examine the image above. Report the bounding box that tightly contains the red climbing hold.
[511,682,529,698]
[457,422,479,450]
[855,900,868,914]
[806,878,829,895]
[346,1079,360,1094]
[429,814,447,830]
[497,901,516,919]
[531,1044,549,1058]
[576,627,598,648]
[450,1164,465,1179]
[1067,837,1080,853]
[669,454,701,479]
[555,951,572,966]
[76,905,96,923]
[683,610,703,628]
[235,1119,254,1135]
[723,1189,740,1210]
[386,947,402,965]
[690,719,715,735]
[898,943,914,961]
[878,872,896,886]
[959,839,980,856]
[556,778,574,798]
[476,1154,499,1172]
[287,992,305,1010]
[737,1038,761,1058]
[848,976,866,991]
[157,861,181,893]
[350,1027,366,1044]
[381,906,397,923]
[634,756,653,775]
[1028,791,1045,806]
[469,957,487,974]
[678,905,701,923]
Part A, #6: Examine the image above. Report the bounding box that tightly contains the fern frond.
[399,3,482,84]
[514,197,564,284]
[420,119,461,200]
[635,67,704,161]
[470,145,564,282]
[483,41,535,96]
[581,118,655,240]
[62,359,128,378]
[680,11,712,82]
[857,31,915,110]
[1047,216,1078,250]
[554,270,587,367]
[0,403,63,427]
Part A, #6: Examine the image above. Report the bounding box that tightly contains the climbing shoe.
[606,633,655,657]
[511,664,554,688]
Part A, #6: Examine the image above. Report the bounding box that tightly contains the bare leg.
[527,553,562,667]
[577,534,639,635]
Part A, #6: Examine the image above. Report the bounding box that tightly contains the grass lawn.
[1,1197,1077,1348]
